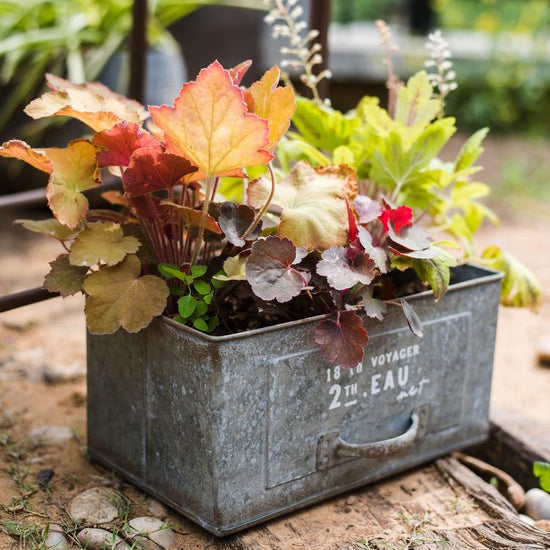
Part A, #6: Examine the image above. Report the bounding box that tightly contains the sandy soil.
[0,135,549,548]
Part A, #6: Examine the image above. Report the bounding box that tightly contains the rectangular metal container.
[87,264,502,535]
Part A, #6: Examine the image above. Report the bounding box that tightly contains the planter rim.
[159,263,504,343]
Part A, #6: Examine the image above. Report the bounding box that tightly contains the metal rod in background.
[309,0,332,101]
[0,287,59,314]
[128,0,149,103]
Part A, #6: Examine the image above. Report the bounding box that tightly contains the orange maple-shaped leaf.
[149,61,272,179]
[0,140,52,173]
[25,74,147,132]
[245,66,296,150]
[45,140,101,229]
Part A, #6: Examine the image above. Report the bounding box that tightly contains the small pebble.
[29,426,73,446]
[128,517,176,549]
[36,468,55,489]
[535,519,550,533]
[77,528,130,550]
[537,339,550,367]
[524,488,550,520]
[43,362,86,383]
[147,499,169,519]
[69,487,121,524]
[45,524,69,550]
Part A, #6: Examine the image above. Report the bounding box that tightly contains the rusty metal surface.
[87,264,503,535]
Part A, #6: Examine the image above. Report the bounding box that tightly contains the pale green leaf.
[454,128,489,173]
[394,71,440,130]
[481,246,541,311]
[332,145,355,166]
[15,218,78,240]
[43,255,88,297]
[69,222,140,267]
[214,255,247,281]
[247,161,348,250]
[412,249,457,301]
[83,255,169,334]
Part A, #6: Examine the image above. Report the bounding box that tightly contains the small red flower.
[379,206,413,233]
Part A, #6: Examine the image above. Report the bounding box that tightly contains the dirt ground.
[0,134,549,548]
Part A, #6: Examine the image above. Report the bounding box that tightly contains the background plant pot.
[87,264,502,536]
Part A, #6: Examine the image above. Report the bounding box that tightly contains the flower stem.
[241,163,276,241]
[191,177,214,266]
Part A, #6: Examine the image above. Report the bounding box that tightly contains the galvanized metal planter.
[87,264,502,536]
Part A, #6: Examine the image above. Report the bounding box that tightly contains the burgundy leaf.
[317,247,376,291]
[123,148,197,197]
[347,199,359,242]
[354,195,382,224]
[218,202,261,246]
[401,299,424,337]
[245,236,311,302]
[128,195,169,221]
[314,310,369,368]
[358,227,388,273]
[94,121,161,167]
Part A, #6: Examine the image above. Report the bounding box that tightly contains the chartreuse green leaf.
[332,145,355,166]
[15,218,78,240]
[190,265,208,279]
[412,249,457,301]
[44,255,88,297]
[291,96,358,152]
[69,222,140,267]
[454,128,489,174]
[534,462,550,493]
[83,255,169,334]
[481,246,541,311]
[394,71,440,133]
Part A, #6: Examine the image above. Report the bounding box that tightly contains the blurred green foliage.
[331,0,550,135]
[0,0,262,133]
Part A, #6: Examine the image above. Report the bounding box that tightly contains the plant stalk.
[190,177,214,266]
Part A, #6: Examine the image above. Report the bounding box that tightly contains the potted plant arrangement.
[0,3,541,536]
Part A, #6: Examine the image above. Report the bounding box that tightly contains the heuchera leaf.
[358,227,388,273]
[25,74,147,132]
[354,195,382,224]
[149,61,272,179]
[394,71,439,129]
[218,202,261,246]
[412,249,457,301]
[317,247,376,291]
[69,222,140,267]
[43,255,88,297]
[123,148,197,196]
[481,245,542,311]
[314,164,358,200]
[245,236,311,302]
[101,191,129,207]
[214,255,247,281]
[534,462,550,493]
[388,224,432,254]
[0,140,52,172]
[14,218,78,240]
[83,255,169,334]
[362,287,387,321]
[314,310,369,368]
[94,122,161,167]
[44,139,101,229]
[247,161,349,250]
[160,201,222,234]
[379,205,413,233]
[245,66,296,150]
[401,299,424,338]
[228,60,253,85]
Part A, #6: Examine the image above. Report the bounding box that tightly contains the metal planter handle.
[317,404,429,470]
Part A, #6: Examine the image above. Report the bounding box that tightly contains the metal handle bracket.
[316,404,429,471]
